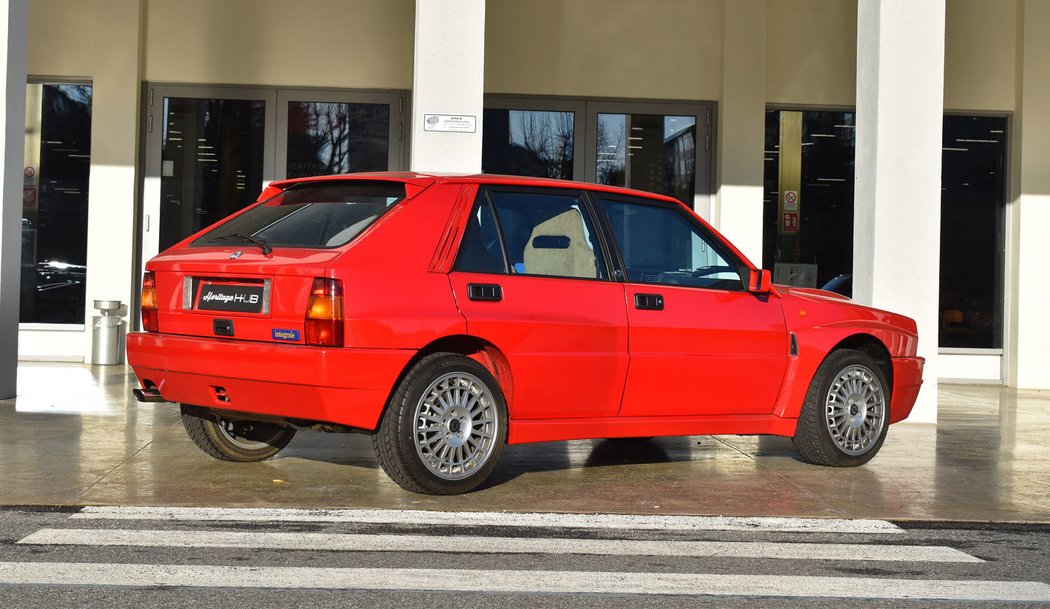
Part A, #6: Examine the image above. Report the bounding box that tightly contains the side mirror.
[748,269,772,295]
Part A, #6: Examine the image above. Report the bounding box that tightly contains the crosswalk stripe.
[72,507,903,534]
[18,528,979,562]
[0,562,1046,600]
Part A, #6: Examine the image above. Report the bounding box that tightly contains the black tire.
[792,349,890,467]
[180,404,296,462]
[373,352,508,494]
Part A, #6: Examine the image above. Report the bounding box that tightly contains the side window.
[489,190,607,280]
[598,198,743,290]
[454,198,507,274]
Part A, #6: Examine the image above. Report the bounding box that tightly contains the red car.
[127,173,924,494]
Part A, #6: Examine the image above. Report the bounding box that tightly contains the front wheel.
[180,404,296,462]
[792,349,890,467]
[373,352,508,494]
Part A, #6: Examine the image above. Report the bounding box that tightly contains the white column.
[715,0,767,266]
[854,0,945,423]
[1008,0,1050,390]
[409,0,485,173]
[0,0,28,397]
[82,0,143,363]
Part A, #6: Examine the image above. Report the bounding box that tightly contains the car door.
[594,195,789,417]
[448,187,629,420]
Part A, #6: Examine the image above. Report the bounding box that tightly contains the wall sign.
[783,190,799,211]
[423,114,477,133]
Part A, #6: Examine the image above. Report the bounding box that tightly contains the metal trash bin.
[91,299,127,365]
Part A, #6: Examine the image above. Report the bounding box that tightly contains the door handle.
[634,293,664,310]
[468,283,502,302]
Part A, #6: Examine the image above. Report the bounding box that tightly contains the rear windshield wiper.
[207,233,272,255]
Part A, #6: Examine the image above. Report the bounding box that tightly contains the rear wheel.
[373,352,507,495]
[180,404,296,462]
[792,349,890,467]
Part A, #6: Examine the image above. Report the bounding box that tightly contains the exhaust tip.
[133,382,167,403]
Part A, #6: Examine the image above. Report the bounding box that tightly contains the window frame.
[453,185,618,283]
[588,192,749,293]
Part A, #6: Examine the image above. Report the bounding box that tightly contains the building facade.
[2,0,1048,425]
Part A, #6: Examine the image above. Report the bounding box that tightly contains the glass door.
[585,101,712,210]
[141,86,276,268]
[276,90,404,180]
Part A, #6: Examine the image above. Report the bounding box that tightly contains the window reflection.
[21,84,92,324]
[762,110,856,289]
[595,113,695,206]
[482,109,574,179]
[286,101,389,178]
[160,98,266,251]
[762,110,1007,350]
[940,116,1006,349]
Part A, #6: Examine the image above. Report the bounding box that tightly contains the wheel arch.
[377,335,515,431]
[828,333,894,393]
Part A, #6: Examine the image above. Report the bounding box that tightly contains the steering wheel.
[691,265,736,278]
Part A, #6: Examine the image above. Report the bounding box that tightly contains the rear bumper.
[126,332,415,430]
[889,356,925,423]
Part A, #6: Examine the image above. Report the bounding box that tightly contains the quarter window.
[598,198,742,291]
[456,190,608,280]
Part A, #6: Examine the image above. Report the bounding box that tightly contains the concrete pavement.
[1,362,1047,522]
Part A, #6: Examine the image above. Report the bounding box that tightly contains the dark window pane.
[939,116,1006,349]
[20,84,92,324]
[454,199,506,274]
[193,182,404,249]
[482,109,574,179]
[598,198,742,291]
[489,191,606,280]
[286,101,389,178]
[596,113,695,205]
[762,110,856,290]
[160,97,266,251]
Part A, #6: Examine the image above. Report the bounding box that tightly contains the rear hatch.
[146,180,409,345]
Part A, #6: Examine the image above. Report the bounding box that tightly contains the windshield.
[191,181,406,249]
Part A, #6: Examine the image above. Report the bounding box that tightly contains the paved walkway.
[1,363,1047,522]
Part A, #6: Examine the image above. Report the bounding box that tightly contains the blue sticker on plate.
[272,329,301,342]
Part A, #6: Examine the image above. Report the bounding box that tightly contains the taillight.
[141,271,159,332]
[305,277,344,347]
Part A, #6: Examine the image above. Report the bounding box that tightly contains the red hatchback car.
[127,172,924,494]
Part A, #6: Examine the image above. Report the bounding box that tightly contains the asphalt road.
[0,506,1048,608]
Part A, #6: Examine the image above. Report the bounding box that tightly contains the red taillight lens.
[141,271,159,332]
[305,277,344,347]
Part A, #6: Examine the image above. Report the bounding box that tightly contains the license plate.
[195,281,265,313]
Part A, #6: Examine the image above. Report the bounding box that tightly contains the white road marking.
[72,507,903,534]
[0,563,1046,601]
[17,528,978,562]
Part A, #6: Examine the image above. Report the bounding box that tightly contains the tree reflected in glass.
[287,102,389,178]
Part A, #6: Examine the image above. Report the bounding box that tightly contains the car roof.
[266,172,685,205]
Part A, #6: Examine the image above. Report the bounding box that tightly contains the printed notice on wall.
[423,114,477,133]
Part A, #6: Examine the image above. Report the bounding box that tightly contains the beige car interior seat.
[522,209,598,278]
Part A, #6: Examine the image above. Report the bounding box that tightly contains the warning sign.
[783,190,799,211]
[782,211,800,233]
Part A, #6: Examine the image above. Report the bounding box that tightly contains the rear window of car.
[191,181,406,249]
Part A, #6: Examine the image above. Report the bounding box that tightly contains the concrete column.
[409,0,485,173]
[1008,1,1050,390]
[0,0,28,398]
[715,0,767,265]
[854,0,945,423]
[82,0,144,363]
